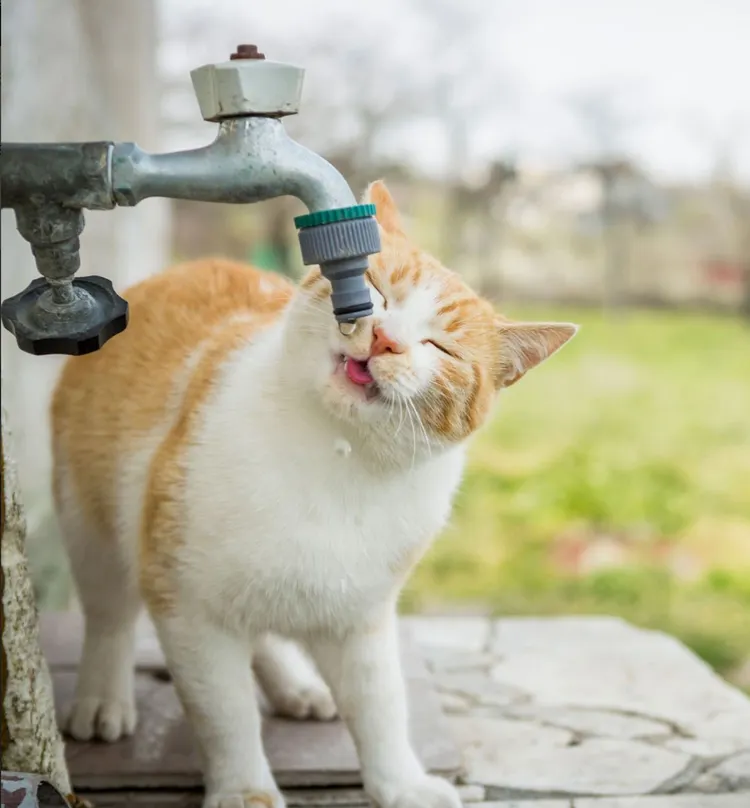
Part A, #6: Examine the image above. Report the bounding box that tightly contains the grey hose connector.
[296,206,380,323]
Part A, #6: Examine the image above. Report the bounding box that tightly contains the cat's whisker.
[386,393,399,426]
[394,393,406,439]
[385,398,394,427]
[403,397,418,471]
[407,398,432,460]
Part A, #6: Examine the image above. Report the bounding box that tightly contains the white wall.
[1,0,170,554]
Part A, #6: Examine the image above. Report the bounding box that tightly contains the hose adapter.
[296,205,379,323]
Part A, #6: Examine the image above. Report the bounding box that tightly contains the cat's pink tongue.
[346,357,374,386]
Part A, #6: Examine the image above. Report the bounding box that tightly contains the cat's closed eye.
[422,338,457,359]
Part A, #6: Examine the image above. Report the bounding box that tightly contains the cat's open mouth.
[336,354,380,401]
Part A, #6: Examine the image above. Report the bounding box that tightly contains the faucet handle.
[1,276,128,356]
[190,46,304,122]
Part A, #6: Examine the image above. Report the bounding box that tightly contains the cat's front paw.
[203,789,286,808]
[268,681,337,721]
[66,696,137,742]
[386,775,462,808]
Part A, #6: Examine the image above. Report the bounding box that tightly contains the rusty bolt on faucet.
[230,44,266,60]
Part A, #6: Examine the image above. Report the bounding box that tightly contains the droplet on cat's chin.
[334,437,352,458]
[338,321,357,336]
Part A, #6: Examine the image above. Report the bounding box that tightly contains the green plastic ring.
[294,204,376,229]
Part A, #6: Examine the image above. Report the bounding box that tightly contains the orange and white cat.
[51,181,577,808]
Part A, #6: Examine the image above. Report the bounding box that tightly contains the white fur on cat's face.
[285,278,443,443]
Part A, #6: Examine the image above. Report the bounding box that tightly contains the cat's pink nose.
[371,326,406,357]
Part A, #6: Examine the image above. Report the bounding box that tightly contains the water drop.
[334,437,352,458]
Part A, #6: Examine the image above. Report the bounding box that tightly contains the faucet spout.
[111,116,378,324]
[111,117,356,212]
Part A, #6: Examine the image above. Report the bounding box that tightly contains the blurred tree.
[291,37,431,191]
[711,132,750,320]
[684,114,750,318]
[412,0,518,268]
[569,88,644,312]
[452,160,518,294]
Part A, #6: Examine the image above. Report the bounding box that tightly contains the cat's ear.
[362,180,406,237]
[493,321,578,389]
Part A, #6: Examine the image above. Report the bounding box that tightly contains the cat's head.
[286,181,577,458]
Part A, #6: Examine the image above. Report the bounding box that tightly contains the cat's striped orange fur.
[52,258,292,540]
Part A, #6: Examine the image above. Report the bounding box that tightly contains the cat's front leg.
[309,610,461,808]
[153,612,285,808]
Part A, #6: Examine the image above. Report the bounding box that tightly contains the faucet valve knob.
[296,205,380,323]
[1,276,128,356]
[190,48,304,121]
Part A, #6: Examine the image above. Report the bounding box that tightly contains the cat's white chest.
[182,384,464,635]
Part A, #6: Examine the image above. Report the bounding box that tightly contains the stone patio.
[40,613,750,807]
[412,615,750,808]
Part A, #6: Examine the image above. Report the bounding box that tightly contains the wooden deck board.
[41,611,462,794]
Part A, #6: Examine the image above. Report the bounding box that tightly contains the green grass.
[402,307,750,682]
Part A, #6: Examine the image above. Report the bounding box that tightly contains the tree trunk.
[1,396,71,796]
[729,188,750,322]
[600,171,631,316]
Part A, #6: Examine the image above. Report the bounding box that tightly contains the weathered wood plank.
[41,611,462,791]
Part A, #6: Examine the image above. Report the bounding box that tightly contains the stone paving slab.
[405,615,750,800]
[575,796,750,807]
[468,802,570,808]
[488,618,750,750]
[469,797,750,807]
[448,715,692,795]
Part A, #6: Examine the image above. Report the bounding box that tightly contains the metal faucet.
[0,45,378,356]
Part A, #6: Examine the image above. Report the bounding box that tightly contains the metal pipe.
[0,142,114,210]
[111,117,356,212]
